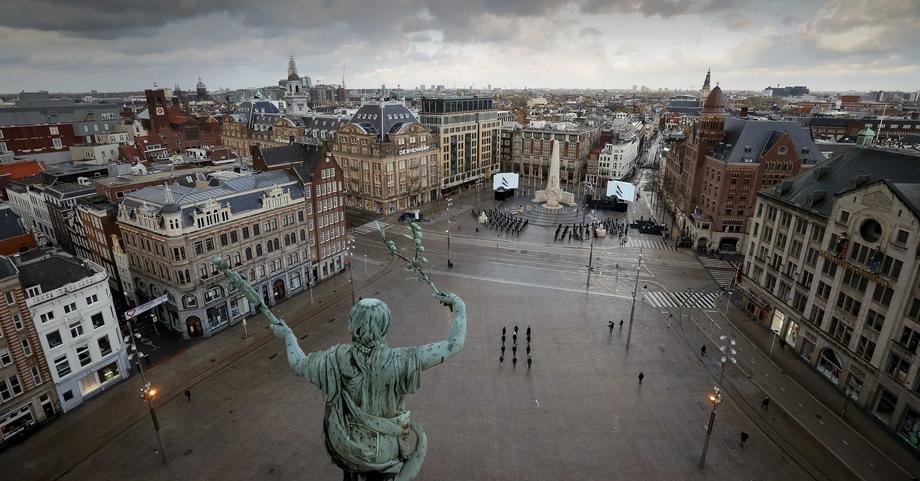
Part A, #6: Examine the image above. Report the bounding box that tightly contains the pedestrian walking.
[501,334,505,344]
[638,372,644,385]
[619,320,624,330]
[761,397,770,410]
[700,344,706,357]
[527,357,532,370]
[501,345,505,354]
[512,345,517,355]
[513,333,517,344]
[526,345,531,355]
[502,326,506,336]
[740,431,749,447]
[526,326,531,337]
[499,355,504,366]
[514,324,519,334]
[184,389,192,402]
[512,357,518,368]
[241,318,248,339]
[608,320,615,333]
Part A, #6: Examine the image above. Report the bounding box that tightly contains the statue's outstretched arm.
[270,322,310,374]
[417,292,467,370]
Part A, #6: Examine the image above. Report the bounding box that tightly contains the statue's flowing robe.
[295,343,422,474]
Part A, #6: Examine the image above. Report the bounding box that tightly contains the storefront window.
[230,296,251,318]
[290,272,302,291]
[183,294,198,309]
[784,320,799,346]
[817,349,842,385]
[207,305,229,329]
[205,286,225,303]
[770,309,785,336]
[800,338,815,360]
[875,389,898,423]
[898,407,920,448]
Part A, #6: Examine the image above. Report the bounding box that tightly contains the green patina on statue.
[213,222,466,481]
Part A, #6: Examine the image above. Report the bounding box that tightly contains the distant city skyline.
[0,0,917,93]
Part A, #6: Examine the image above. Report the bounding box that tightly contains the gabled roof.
[713,118,824,165]
[760,147,920,218]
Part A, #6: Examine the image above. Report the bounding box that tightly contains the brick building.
[662,86,824,252]
[0,208,37,256]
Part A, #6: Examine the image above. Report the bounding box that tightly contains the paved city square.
[5,179,912,481]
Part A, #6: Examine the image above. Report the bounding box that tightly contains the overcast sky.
[0,0,917,93]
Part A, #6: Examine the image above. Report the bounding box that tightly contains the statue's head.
[347,298,391,348]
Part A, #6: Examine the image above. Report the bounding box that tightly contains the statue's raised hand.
[434,291,458,309]
[270,320,294,340]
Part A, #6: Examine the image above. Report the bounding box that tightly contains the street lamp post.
[699,386,723,468]
[446,197,454,268]
[141,383,168,463]
[346,236,357,305]
[586,210,597,290]
[626,247,643,349]
[125,320,167,463]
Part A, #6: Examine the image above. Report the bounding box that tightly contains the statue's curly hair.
[347,298,391,350]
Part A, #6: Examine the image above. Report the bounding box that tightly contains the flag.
[615,184,623,198]
[501,177,509,188]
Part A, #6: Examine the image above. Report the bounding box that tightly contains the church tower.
[698,85,725,154]
[700,68,711,107]
[283,55,310,114]
[196,77,208,101]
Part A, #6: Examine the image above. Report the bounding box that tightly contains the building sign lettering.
[818,250,891,289]
[398,145,430,155]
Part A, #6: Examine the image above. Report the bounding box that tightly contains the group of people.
[499,325,532,369]
[553,217,630,242]
[477,209,529,236]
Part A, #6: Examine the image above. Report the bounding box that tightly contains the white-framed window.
[46,330,63,348]
[52,137,63,149]
[39,311,54,323]
[76,345,91,367]
[49,126,59,135]
[20,339,31,356]
[12,313,22,330]
[54,355,71,377]
[91,312,105,329]
[4,291,13,305]
[85,294,98,305]
[26,286,41,297]
[64,302,77,314]
[30,366,42,386]
[0,348,11,366]
[97,335,112,356]
[69,321,84,338]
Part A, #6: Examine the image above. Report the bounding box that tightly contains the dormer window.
[26,286,42,298]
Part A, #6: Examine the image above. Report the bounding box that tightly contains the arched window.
[273,238,280,250]
[256,243,263,256]
[205,285,225,303]
[245,247,252,260]
[300,229,306,242]
[267,241,274,253]
[183,294,198,309]
[135,278,146,294]
[150,285,160,296]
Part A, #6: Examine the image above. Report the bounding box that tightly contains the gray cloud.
[0,0,917,92]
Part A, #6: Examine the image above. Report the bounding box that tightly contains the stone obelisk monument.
[533,140,575,210]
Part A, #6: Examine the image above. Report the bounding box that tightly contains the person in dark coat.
[185,390,192,401]
[638,372,644,385]
[527,357,533,370]
[740,431,749,447]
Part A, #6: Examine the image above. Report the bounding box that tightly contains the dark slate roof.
[18,253,97,293]
[349,101,419,141]
[259,143,322,167]
[712,118,825,165]
[0,257,16,279]
[0,209,29,239]
[301,114,347,132]
[891,183,920,217]
[760,147,920,218]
